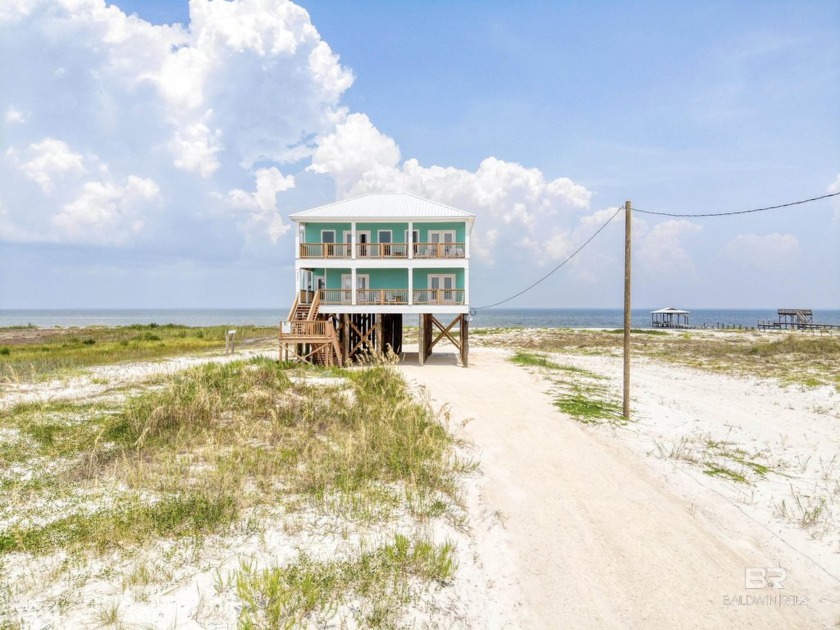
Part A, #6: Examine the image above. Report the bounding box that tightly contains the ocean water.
[2,308,839,329]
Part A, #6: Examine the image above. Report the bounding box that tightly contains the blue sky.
[1,0,838,309]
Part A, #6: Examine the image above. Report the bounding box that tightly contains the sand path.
[399,347,826,629]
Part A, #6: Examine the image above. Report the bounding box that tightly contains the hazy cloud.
[4,108,26,125]
[638,219,702,274]
[7,138,86,194]
[722,233,799,270]
[52,175,162,245]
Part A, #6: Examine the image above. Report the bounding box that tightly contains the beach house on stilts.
[279,193,475,367]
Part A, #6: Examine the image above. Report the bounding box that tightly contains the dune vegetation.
[0,348,470,628]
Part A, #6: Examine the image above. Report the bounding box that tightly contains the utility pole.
[623,200,632,419]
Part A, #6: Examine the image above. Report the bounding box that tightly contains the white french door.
[428,230,456,256]
[427,274,456,303]
[342,274,369,303]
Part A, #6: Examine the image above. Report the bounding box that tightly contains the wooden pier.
[757,309,839,333]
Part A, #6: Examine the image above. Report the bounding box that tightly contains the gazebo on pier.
[650,307,690,329]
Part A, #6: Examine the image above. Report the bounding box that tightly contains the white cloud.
[52,175,162,245]
[722,233,799,270]
[169,118,221,178]
[6,138,85,193]
[309,112,595,266]
[638,220,702,273]
[0,0,610,282]
[0,0,353,253]
[308,112,400,193]
[4,108,25,124]
[224,167,295,242]
[4,136,165,244]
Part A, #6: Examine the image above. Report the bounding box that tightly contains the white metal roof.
[650,307,690,314]
[290,193,475,223]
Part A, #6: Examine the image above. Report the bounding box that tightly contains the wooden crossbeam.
[348,318,375,355]
[296,340,336,365]
[429,315,460,350]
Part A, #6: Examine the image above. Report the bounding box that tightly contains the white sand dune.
[3,340,838,627]
[399,345,840,628]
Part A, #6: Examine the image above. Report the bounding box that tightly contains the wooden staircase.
[279,292,343,366]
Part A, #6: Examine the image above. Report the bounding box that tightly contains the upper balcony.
[299,242,466,259]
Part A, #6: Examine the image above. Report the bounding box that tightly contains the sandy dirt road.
[399,347,831,629]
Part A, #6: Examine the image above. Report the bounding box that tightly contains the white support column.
[295,222,301,258]
[351,221,357,259]
[351,267,357,305]
[295,267,301,294]
[464,266,469,306]
[408,268,413,305]
[408,220,413,259]
[464,224,470,259]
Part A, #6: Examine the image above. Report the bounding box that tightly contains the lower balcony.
[318,288,465,306]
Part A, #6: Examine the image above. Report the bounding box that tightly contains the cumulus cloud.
[6,138,86,193]
[52,175,162,245]
[3,136,165,244]
[0,0,352,252]
[309,112,596,265]
[1,0,608,278]
[308,113,400,193]
[224,167,295,242]
[722,233,799,270]
[637,219,702,274]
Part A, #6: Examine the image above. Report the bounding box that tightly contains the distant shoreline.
[2,307,840,330]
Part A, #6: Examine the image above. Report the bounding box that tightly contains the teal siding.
[304,222,351,243]
[355,222,407,242]
[357,268,409,289]
[323,268,350,290]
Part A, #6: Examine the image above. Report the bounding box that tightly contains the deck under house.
[279,193,474,366]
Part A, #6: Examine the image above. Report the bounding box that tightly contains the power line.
[472,189,838,311]
[633,191,840,218]
[473,205,623,310]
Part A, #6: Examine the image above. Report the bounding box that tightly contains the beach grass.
[0,324,277,381]
[0,353,469,627]
[235,534,456,628]
[1,357,464,557]
[508,351,621,423]
[483,328,840,389]
[653,433,772,486]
